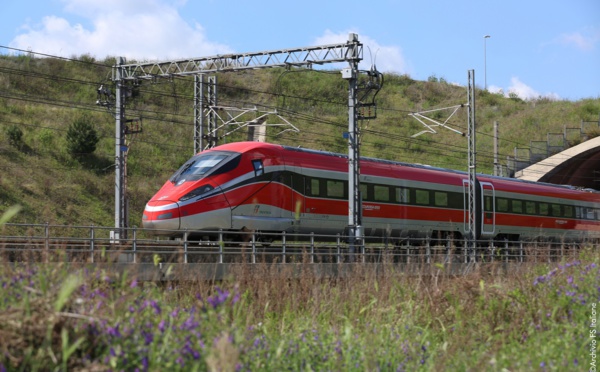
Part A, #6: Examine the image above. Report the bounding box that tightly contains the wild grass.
[0,246,597,371]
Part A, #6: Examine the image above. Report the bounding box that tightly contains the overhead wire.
[1,46,595,179]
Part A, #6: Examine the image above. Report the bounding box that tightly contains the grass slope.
[0,54,599,227]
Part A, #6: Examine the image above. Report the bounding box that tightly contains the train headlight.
[179,184,214,201]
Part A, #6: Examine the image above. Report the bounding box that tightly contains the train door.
[480,182,495,237]
[283,158,307,233]
[289,172,305,233]
[302,176,328,233]
[462,180,495,238]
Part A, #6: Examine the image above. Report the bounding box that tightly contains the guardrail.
[0,223,594,265]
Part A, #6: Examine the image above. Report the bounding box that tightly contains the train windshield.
[169,151,240,185]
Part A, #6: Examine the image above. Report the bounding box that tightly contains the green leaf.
[0,205,22,225]
[55,274,82,312]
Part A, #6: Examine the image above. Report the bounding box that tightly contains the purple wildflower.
[150,300,161,315]
[206,287,230,309]
[181,315,199,331]
[130,278,138,288]
[106,324,121,338]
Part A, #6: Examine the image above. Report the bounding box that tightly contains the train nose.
[142,199,181,232]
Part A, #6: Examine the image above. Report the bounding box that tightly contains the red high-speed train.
[142,141,600,242]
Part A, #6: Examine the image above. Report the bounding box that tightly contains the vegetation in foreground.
[0,248,598,371]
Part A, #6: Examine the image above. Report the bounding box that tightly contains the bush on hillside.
[5,124,23,149]
[66,113,99,156]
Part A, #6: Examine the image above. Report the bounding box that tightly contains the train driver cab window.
[170,151,239,185]
[252,160,264,177]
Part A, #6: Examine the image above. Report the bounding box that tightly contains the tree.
[66,114,99,156]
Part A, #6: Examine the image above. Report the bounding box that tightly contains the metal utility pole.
[206,76,218,148]
[111,34,364,240]
[484,35,490,90]
[193,75,202,154]
[113,57,126,241]
[342,33,362,252]
[493,121,499,176]
[467,69,477,260]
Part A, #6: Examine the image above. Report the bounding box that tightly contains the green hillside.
[1,54,599,227]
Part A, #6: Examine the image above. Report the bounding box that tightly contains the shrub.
[5,124,23,148]
[66,114,99,156]
[38,128,54,148]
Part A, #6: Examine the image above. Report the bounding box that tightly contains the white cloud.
[489,77,560,101]
[313,30,409,74]
[555,30,598,52]
[9,0,232,60]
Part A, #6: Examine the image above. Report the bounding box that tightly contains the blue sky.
[2,0,599,101]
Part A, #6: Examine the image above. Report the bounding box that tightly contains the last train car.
[143,141,600,241]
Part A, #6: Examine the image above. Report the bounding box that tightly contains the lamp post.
[484,35,491,90]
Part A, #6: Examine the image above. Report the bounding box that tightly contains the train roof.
[208,142,600,194]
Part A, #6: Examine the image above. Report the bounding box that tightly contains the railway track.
[1,223,592,280]
[0,227,588,265]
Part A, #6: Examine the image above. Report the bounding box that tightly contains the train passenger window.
[308,178,321,197]
[497,198,508,212]
[550,204,561,217]
[434,192,448,207]
[415,189,430,205]
[525,201,536,215]
[586,208,595,220]
[564,205,574,218]
[374,185,390,202]
[447,192,463,209]
[360,183,369,201]
[395,187,410,204]
[327,180,345,199]
[512,200,523,214]
[252,160,264,177]
[539,203,549,216]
